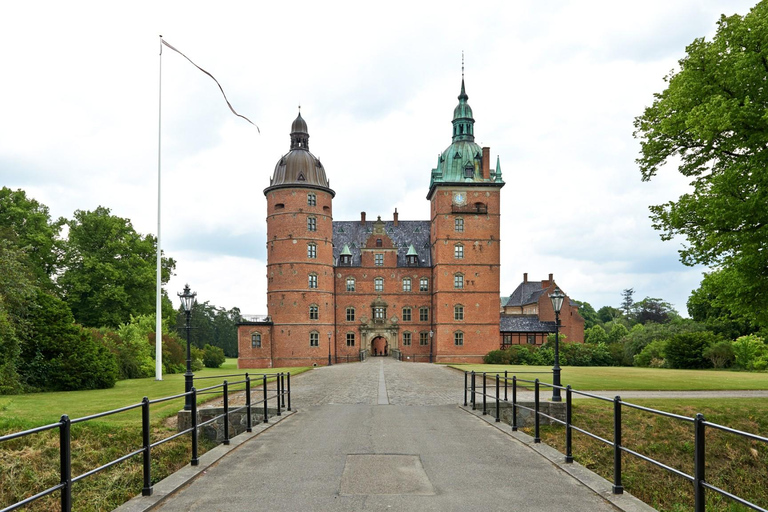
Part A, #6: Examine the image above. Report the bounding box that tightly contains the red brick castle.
[238,78,507,368]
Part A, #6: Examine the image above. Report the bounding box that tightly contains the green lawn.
[0,359,310,429]
[449,364,768,391]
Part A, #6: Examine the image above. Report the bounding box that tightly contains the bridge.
[116,357,652,512]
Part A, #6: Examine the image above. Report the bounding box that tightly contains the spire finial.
[461,50,464,80]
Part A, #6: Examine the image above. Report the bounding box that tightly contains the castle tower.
[428,78,505,362]
[264,112,335,366]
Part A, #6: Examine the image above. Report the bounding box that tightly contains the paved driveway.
[154,358,629,511]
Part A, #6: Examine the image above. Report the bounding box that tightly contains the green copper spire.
[452,78,474,143]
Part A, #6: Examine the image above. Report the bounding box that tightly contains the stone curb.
[113,410,296,512]
[460,405,657,512]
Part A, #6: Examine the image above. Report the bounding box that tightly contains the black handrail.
[0,372,292,512]
[463,371,768,512]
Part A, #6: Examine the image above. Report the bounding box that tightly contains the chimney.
[548,273,554,283]
[361,212,366,225]
[393,208,399,227]
[482,147,491,179]
[523,272,528,283]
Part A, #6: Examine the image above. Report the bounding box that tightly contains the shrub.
[607,323,629,344]
[202,344,226,368]
[665,331,721,369]
[702,340,735,369]
[732,334,767,370]
[584,325,608,344]
[484,350,508,364]
[634,339,668,367]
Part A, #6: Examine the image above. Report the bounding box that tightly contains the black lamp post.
[328,331,332,366]
[429,330,434,363]
[178,284,197,411]
[549,287,565,402]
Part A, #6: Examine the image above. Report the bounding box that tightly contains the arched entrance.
[372,336,388,357]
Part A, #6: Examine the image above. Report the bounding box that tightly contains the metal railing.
[0,372,291,512]
[463,371,768,512]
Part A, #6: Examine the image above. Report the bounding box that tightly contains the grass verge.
[0,360,312,511]
[449,364,768,391]
[528,398,768,511]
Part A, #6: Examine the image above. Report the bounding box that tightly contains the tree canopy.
[634,1,768,324]
[59,206,176,328]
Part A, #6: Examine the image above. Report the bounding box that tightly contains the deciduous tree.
[634,2,768,324]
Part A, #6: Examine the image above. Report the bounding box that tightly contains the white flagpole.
[155,35,163,381]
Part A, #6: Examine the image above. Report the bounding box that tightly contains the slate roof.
[332,220,432,267]
[500,315,556,333]
[503,281,549,307]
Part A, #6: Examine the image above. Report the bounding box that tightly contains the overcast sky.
[0,0,757,316]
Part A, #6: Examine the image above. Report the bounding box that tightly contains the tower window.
[454,331,464,346]
[454,244,464,259]
[309,274,318,289]
[420,278,429,292]
[420,332,429,346]
[346,307,355,322]
[346,277,355,292]
[402,307,412,321]
[403,332,412,346]
[251,333,261,348]
[454,304,464,321]
[309,304,319,320]
[310,331,319,347]
[346,333,356,347]
[376,238,382,247]
[307,193,316,206]
[464,165,473,178]
[455,218,464,232]
[375,253,384,266]
[275,203,285,210]
[402,278,411,292]
[308,243,317,259]
[374,278,384,292]
[454,273,464,289]
[419,307,429,322]
[307,217,316,231]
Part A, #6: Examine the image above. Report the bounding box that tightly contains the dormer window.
[464,164,474,178]
[340,254,351,265]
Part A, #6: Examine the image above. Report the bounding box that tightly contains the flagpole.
[155,35,163,381]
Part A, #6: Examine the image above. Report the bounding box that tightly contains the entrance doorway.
[372,336,388,357]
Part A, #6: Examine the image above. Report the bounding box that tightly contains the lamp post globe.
[549,287,565,402]
[178,284,197,411]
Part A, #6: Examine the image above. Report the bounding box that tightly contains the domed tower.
[428,76,505,363]
[265,112,335,366]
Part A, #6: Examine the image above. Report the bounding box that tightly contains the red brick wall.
[237,324,273,368]
[430,185,503,363]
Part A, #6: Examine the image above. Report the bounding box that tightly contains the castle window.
[346,277,355,292]
[310,331,319,347]
[454,304,464,321]
[346,307,355,321]
[373,307,386,323]
[420,278,429,292]
[309,304,319,320]
[454,273,464,289]
[307,243,317,259]
[419,307,429,322]
[454,331,464,346]
[402,307,412,321]
[307,193,316,206]
[454,243,464,259]
[374,278,383,292]
[340,253,351,265]
[307,217,316,231]
[527,334,536,345]
[403,332,412,346]
[503,333,512,346]
[464,165,473,178]
[375,253,384,266]
[275,203,284,210]
[346,332,356,347]
[455,218,464,232]
[251,333,261,348]
[402,278,411,292]
[376,238,382,247]
[406,253,418,266]
[420,332,429,346]
[309,274,317,289]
